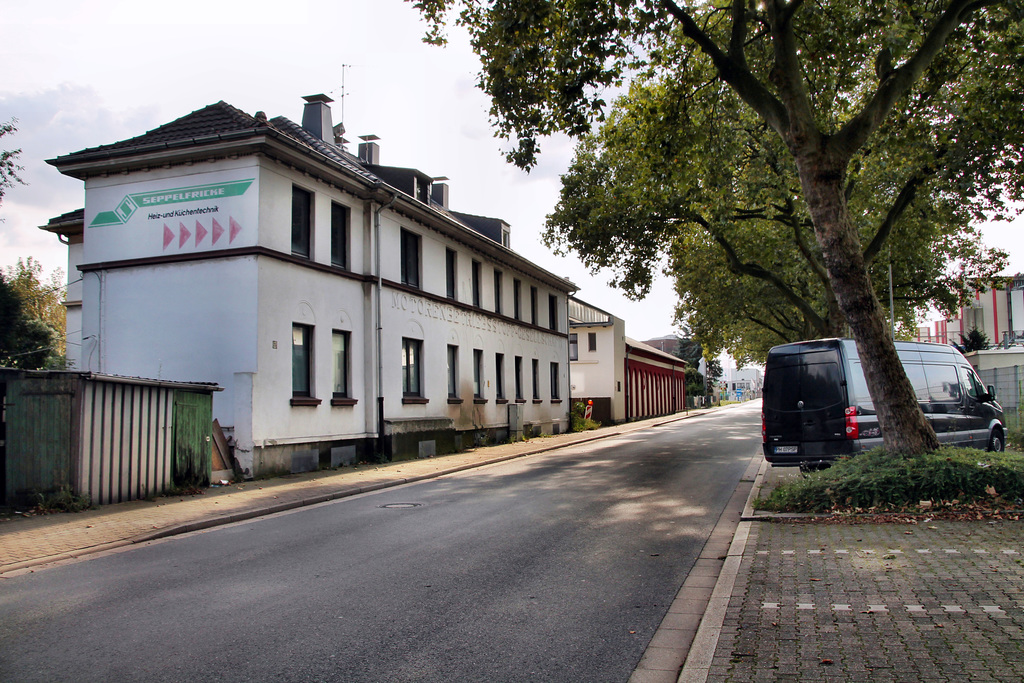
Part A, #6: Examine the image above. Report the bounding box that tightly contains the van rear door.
[763,348,848,461]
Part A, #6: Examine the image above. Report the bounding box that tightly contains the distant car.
[762,338,1005,467]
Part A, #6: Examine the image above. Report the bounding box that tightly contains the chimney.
[358,134,380,165]
[301,94,334,142]
[431,180,449,208]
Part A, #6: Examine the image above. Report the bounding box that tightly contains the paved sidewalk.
[0,408,721,576]
[682,465,1024,683]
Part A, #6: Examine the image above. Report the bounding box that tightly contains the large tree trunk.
[796,154,940,454]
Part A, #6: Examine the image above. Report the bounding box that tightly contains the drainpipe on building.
[624,346,631,422]
[374,192,398,461]
[565,295,573,431]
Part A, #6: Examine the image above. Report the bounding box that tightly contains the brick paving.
[705,519,1024,682]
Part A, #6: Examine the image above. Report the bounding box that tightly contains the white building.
[45,95,575,477]
[917,274,1024,348]
[568,298,686,423]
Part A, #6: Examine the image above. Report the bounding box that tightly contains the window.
[548,294,559,331]
[472,260,482,307]
[514,356,524,401]
[532,358,540,400]
[331,202,349,268]
[291,186,312,258]
[493,270,503,314]
[292,324,312,396]
[588,332,597,352]
[513,279,522,320]
[923,364,961,403]
[530,286,538,325]
[332,331,349,398]
[550,362,560,400]
[569,333,579,361]
[446,249,457,299]
[473,349,484,398]
[400,229,420,288]
[447,345,459,398]
[402,338,422,396]
[495,353,505,399]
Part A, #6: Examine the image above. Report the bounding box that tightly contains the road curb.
[677,458,767,683]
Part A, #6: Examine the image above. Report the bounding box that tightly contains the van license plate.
[774,446,799,454]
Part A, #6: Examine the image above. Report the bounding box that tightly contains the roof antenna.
[329,65,351,146]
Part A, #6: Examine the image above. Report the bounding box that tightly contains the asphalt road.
[0,402,762,683]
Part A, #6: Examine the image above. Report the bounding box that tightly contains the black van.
[762,339,1005,467]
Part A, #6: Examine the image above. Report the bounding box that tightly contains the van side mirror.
[986,384,997,401]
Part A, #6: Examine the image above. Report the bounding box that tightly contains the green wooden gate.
[4,376,76,503]
[173,390,212,487]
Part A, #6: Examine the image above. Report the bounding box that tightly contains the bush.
[757,447,1024,513]
[1008,426,1024,451]
[34,486,93,513]
[571,401,601,432]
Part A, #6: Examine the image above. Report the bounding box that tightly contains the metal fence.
[977,366,1022,430]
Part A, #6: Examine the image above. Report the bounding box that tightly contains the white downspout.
[374,192,397,459]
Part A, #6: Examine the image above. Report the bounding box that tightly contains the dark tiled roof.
[269,116,381,185]
[61,101,264,158]
[449,210,507,244]
[46,208,85,225]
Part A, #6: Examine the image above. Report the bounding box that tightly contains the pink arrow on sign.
[179,222,192,248]
[229,217,242,243]
[163,224,174,249]
[195,220,208,246]
[211,218,225,245]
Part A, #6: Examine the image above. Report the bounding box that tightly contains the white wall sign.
[84,168,259,263]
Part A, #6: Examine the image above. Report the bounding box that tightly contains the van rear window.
[764,360,843,411]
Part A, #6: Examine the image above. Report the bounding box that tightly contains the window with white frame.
[292,324,312,397]
[332,330,349,398]
[402,338,422,396]
[331,202,349,268]
[291,187,312,258]
[473,349,484,398]
[495,353,505,399]
[447,345,459,398]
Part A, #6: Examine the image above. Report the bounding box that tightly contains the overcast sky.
[2,0,1021,345]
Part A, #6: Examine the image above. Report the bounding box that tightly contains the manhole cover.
[379,503,423,509]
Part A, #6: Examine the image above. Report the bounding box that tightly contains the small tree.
[0,272,60,369]
[961,327,989,352]
[4,258,67,356]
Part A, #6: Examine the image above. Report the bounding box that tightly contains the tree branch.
[660,0,790,134]
[833,0,991,158]
[765,0,821,153]
[693,217,829,332]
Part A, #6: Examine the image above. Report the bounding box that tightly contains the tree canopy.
[0,259,66,369]
[0,118,24,214]
[415,0,1024,454]
[545,61,1010,362]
